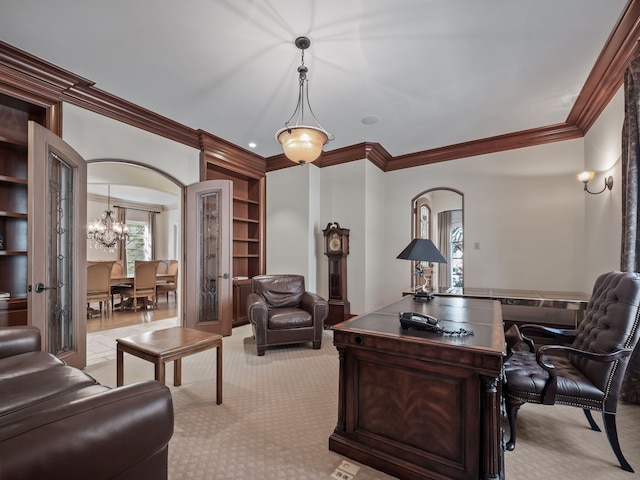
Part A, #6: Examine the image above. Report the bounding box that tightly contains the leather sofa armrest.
[0,326,41,359]
[300,292,329,319]
[0,380,174,480]
[247,292,269,328]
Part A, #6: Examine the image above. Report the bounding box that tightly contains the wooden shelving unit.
[0,98,47,326]
[204,162,265,327]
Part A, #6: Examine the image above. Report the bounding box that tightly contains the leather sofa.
[0,326,174,480]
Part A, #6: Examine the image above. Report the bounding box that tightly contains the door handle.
[219,273,230,279]
[33,283,57,293]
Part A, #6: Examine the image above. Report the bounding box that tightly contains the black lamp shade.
[396,238,447,263]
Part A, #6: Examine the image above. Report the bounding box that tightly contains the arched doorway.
[86,160,183,334]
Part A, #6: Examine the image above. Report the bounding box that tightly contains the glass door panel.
[200,191,220,321]
[29,122,87,368]
[185,180,232,336]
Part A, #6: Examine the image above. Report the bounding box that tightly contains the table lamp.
[396,238,447,301]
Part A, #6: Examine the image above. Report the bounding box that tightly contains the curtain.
[437,211,451,288]
[116,207,127,268]
[148,211,157,259]
[620,53,640,404]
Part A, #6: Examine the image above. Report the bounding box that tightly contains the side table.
[117,326,222,404]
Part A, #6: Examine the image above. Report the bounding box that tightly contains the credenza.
[329,295,505,480]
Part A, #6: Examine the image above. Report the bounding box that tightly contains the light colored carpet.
[85,323,640,480]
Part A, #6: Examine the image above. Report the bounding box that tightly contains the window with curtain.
[125,221,151,275]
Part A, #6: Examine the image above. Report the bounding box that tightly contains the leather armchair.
[503,271,640,472]
[246,274,328,356]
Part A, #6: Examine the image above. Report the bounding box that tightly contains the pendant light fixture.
[276,36,333,165]
[87,185,129,252]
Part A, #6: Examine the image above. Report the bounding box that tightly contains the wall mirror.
[411,188,463,291]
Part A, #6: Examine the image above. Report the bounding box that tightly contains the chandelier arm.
[284,78,305,129]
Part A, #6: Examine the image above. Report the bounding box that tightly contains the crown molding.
[63,83,200,149]
[386,123,583,171]
[199,130,266,180]
[567,0,640,131]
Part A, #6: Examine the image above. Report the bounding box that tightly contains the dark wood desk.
[329,295,505,480]
[406,287,590,329]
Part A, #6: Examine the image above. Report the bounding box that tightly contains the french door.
[28,121,87,368]
[184,180,232,336]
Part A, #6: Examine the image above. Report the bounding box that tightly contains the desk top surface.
[431,287,590,309]
[333,295,505,357]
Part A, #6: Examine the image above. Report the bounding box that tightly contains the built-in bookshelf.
[0,97,47,326]
[204,161,265,327]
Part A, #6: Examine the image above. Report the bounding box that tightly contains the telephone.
[398,311,475,336]
[399,311,439,330]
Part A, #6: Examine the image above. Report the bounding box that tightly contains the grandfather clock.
[322,222,350,326]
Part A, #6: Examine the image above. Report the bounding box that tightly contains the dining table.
[110,273,175,285]
[110,273,176,311]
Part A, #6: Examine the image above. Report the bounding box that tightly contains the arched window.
[410,188,464,291]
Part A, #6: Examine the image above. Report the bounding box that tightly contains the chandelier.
[87,185,129,251]
[275,36,334,165]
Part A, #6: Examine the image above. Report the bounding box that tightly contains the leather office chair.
[120,260,160,311]
[86,262,113,317]
[246,274,329,356]
[503,271,640,472]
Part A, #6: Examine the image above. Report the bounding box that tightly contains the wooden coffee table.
[116,326,223,404]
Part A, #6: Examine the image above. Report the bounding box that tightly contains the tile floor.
[86,317,179,366]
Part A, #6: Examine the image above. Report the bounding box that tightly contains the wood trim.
[63,84,200,149]
[567,0,640,132]
[386,123,583,171]
[198,131,266,180]
[265,142,392,172]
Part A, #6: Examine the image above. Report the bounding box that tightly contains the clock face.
[329,232,341,252]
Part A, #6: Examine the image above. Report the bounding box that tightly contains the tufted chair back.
[570,271,640,410]
[503,271,640,472]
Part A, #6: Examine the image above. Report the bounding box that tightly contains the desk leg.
[155,360,166,385]
[216,343,222,404]
[174,358,182,386]
[116,346,124,387]
[481,375,502,480]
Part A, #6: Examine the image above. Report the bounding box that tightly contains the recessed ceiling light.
[248,142,257,148]
[361,115,380,125]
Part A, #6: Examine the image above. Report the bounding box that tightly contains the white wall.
[268,138,589,316]
[62,104,200,186]
[319,161,368,312]
[265,165,322,291]
[64,85,626,317]
[583,88,624,291]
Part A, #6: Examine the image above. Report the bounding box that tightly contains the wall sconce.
[577,171,613,195]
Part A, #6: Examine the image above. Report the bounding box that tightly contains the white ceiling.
[0,0,626,205]
[0,1,630,179]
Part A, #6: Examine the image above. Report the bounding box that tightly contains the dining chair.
[110,260,131,310]
[156,260,178,305]
[119,260,160,311]
[86,262,113,317]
